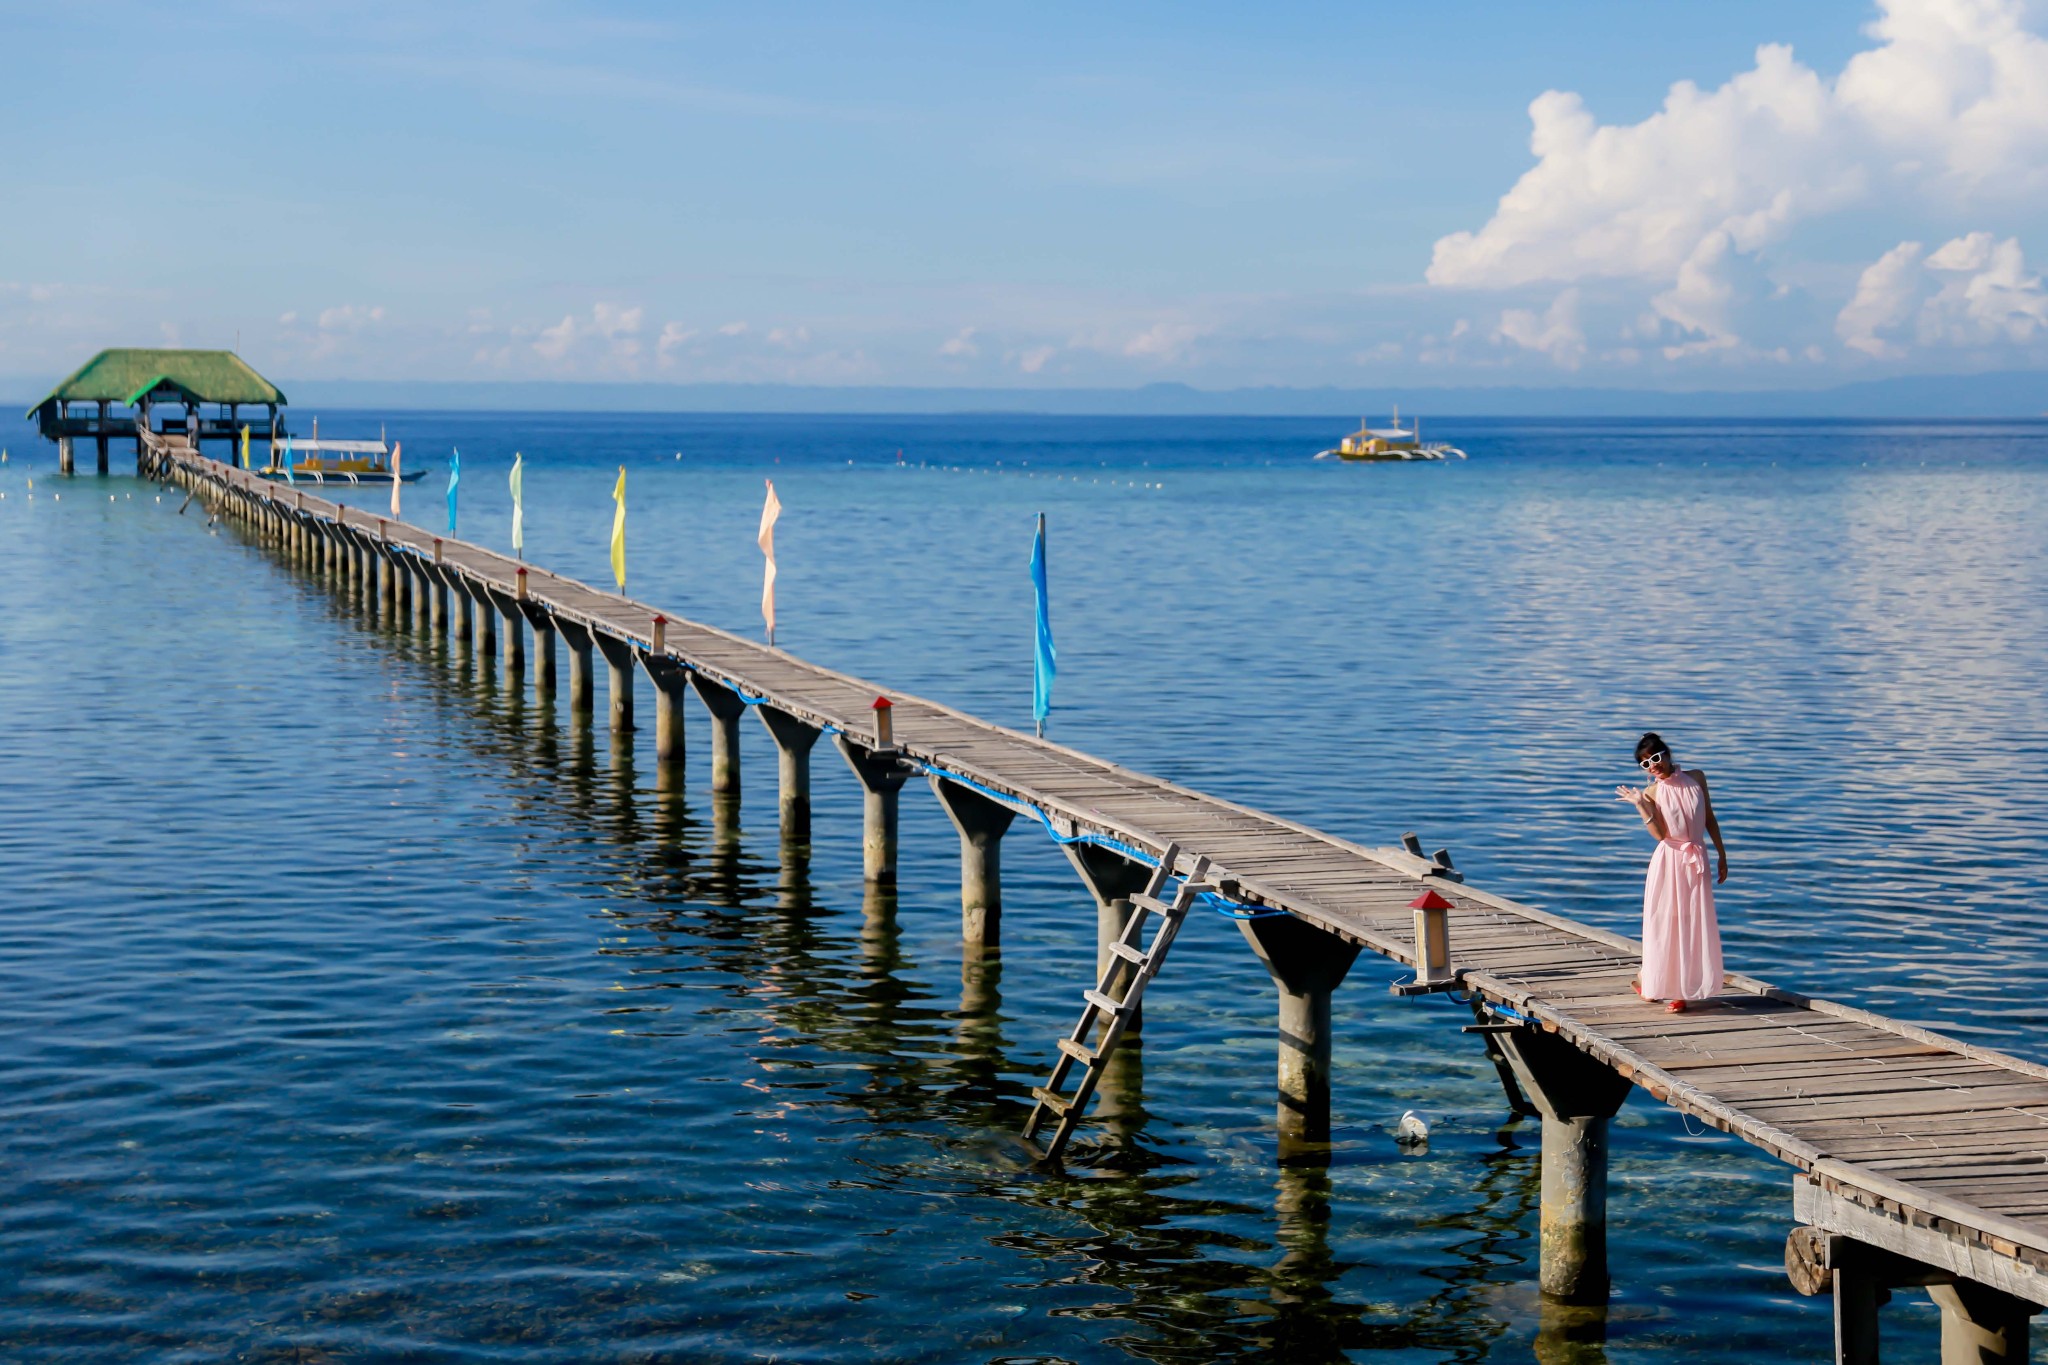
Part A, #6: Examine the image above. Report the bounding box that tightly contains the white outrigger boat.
[1313,407,1465,462]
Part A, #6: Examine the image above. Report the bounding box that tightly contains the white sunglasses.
[1638,753,1670,771]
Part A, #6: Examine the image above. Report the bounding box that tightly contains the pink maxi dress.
[1640,770,1723,1002]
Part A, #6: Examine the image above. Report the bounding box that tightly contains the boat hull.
[257,469,428,484]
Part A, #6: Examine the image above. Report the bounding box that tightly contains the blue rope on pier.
[908,761,1289,921]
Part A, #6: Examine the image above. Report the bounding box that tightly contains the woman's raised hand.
[1615,784,1646,806]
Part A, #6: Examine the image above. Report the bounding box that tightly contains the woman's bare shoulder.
[1688,768,1711,790]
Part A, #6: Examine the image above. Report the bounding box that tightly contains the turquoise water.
[3,413,2045,1362]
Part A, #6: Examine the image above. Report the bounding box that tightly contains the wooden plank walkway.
[169,447,2048,1305]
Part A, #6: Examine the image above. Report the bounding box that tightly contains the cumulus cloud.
[939,326,979,357]
[1122,321,1206,362]
[318,304,386,330]
[1494,289,1586,368]
[1015,345,1056,374]
[1837,232,2048,356]
[1428,0,2048,364]
[532,302,645,366]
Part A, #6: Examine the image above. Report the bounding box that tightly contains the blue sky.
[2,1,2043,390]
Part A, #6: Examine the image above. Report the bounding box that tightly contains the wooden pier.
[157,442,2048,1363]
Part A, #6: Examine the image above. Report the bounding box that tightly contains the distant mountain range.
[6,370,2044,418]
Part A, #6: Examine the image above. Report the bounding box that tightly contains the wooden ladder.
[1023,843,1212,1163]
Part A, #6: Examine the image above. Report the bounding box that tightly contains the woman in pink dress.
[1614,732,1728,1012]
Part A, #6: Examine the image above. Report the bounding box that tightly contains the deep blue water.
[3,412,2045,1363]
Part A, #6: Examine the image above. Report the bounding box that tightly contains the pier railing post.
[1064,843,1156,1035]
[1238,915,1364,1158]
[928,776,1016,955]
[640,655,692,767]
[1493,1026,1632,1304]
[759,706,823,843]
[836,736,908,884]
[688,672,747,794]
[593,631,636,732]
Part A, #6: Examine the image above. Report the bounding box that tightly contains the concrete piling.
[1494,1027,1632,1303]
[836,737,907,883]
[1064,844,1157,1034]
[593,632,636,732]
[641,656,691,766]
[930,776,1016,954]
[1237,914,1364,1157]
[554,619,595,720]
[688,672,747,795]
[759,706,822,843]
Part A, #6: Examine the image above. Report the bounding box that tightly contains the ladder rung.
[1083,988,1130,1016]
[1056,1038,1097,1064]
[1031,1086,1073,1114]
[1108,941,1148,965]
[1129,894,1173,917]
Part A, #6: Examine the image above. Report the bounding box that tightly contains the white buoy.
[1394,1110,1431,1148]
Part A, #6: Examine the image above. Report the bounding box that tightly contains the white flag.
[390,442,402,519]
[758,478,781,644]
[509,452,525,557]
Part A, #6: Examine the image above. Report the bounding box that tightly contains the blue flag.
[1031,512,1055,737]
[282,435,295,486]
[446,447,461,533]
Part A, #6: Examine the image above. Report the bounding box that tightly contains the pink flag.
[758,478,781,645]
[389,442,402,519]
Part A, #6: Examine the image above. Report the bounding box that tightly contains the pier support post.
[527,608,557,699]
[1065,844,1157,1035]
[929,777,1016,954]
[1238,915,1364,1157]
[759,707,822,843]
[593,632,636,732]
[428,567,447,633]
[689,672,747,795]
[554,619,595,720]
[490,590,525,677]
[640,656,691,766]
[58,437,73,476]
[471,582,496,655]
[450,572,473,641]
[836,738,908,883]
[1494,1027,1632,1304]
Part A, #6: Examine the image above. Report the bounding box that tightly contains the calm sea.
[3,412,2045,1363]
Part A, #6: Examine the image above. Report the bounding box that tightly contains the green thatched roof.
[28,349,286,416]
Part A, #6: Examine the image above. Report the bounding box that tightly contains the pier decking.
[152,442,2048,1362]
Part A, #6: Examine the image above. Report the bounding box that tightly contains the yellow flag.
[239,425,250,470]
[609,466,627,590]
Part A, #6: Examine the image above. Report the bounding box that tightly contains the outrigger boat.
[1313,407,1465,462]
[257,420,422,484]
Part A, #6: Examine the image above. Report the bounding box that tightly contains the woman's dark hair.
[1635,732,1671,764]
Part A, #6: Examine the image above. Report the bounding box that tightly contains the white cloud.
[939,326,979,357]
[318,304,386,330]
[1428,0,2048,363]
[1015,345,1055,374]
[1494,288,1586,368]
[531,302,645,366]
[1122,321,1205,362]
[656,322,696,361]
[1838,240,1926,356]
[717,321,748,337]
[1836,231,2048,356]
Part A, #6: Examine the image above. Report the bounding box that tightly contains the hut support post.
[1494,1027,1632,1304]
[593,632,635,732]
[641,657,691,766]
[1238,915,1363,1157]
[1065,843,1156,1035]
[759,707,822,843]
[689,673,746,794]
[58,436,73,476]
[836,738,907,883]
[929,777,1015,954]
